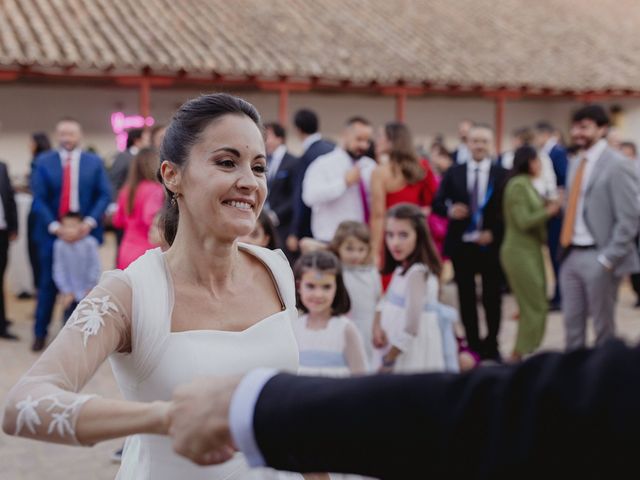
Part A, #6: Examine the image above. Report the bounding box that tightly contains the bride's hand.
[168,375,242,466]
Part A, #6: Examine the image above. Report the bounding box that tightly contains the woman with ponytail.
[4,93,302,479]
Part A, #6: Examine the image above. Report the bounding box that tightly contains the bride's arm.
[2,271,169,446]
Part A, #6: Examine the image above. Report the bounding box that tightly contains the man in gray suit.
[560,104,640,350]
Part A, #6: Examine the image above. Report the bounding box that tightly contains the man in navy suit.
[30,118,112,351]
[286,109,334,253]
[535,121,568,311]
[263,122,298,259]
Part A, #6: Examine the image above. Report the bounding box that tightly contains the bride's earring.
[171,192,179,206]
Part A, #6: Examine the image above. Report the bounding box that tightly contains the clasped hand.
[164,375,242,466]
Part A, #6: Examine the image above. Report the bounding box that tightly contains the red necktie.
[58,155,72,218]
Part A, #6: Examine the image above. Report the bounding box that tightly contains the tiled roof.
[1,0,639,92]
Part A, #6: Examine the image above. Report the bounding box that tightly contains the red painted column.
[278,86,289,126]
[395,90,407,122]
[139,77,151,118]
[495,93,506,154]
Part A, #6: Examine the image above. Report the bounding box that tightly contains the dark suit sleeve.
[271,155,296,224]
[254,340,640,479]
[0,163,17,233]
[550,147,568,187]
[431,167,453,218]
[31,159,58,229]
[108,155,129,201]
[289,155,310,238]
[87,156,113,224]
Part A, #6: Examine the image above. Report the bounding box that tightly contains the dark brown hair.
[256,210,280,250]
[385,122,425,184]
[158,93,262,246]
[293,251,351,315]
[329,221,372,262]
[507,145,538,182]
[126,147,160,214]
[381,203,442,277]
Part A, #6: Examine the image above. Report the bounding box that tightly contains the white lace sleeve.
[2,271,132,446]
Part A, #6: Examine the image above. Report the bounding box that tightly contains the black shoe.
[0,331,19,341]
[31,337,46,352]
[111,447,124,463]
[17,292,33,300]
[548,301,562,312]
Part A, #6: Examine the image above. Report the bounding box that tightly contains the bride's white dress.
[4,244,301,479]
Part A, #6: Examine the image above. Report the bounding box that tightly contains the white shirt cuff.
[48,221,61,235]
[83,217,97,229]
[106,203,118,216]
[229,368,279,468]
[597,254,613,271]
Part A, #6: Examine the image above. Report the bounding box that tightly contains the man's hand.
[61,293,75,309]
[286,235,299,252]
[449,203,470,220]
[78,221,92,239]
[476,230,494,246]
[57,225,77,243]
[57,222,91,243]
[545,199,561,217]
[168,375,242,466]
[345,166,361,187]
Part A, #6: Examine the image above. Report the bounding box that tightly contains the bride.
[3,93,304,479]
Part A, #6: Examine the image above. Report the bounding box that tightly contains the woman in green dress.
[500,145,561,362]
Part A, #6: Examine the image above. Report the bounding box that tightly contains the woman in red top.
[370,122,438,273]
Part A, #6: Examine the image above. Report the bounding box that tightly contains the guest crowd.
[1,102,639,376]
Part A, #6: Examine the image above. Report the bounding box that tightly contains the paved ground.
[1,234,639,479]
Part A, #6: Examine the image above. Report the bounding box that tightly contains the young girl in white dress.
[3,93,305,479]
[373,203,458,373]
[329,221,381,365]
[292,251,368,377]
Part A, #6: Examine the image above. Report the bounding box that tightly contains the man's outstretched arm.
[170,340,640,479]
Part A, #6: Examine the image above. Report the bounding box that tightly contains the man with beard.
[560,105,640,350]
[301,117,376,242]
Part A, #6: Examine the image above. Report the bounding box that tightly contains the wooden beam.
[0,71,18,81]
[257,79,311,92]
[4,69,640,104]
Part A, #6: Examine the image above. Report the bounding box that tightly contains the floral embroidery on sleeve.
[15,394,95,439]
[67,295,119,347]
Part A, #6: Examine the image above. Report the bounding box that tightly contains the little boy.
[52,212,102,320]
